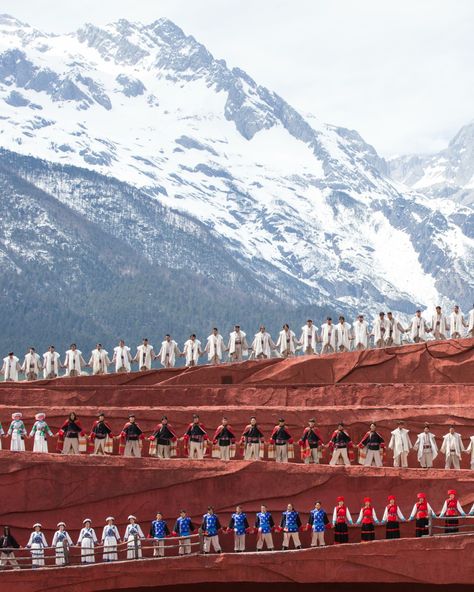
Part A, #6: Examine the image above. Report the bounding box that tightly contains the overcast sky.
[2,0,473,156]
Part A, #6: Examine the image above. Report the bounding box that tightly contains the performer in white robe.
[352,315,369,350]
[63,344,86,377]
[102,518,120,562]
[183,334,202,367]
[205,328,226,364]
[22,348,42,381]
[124,515,145,559]
[440,426,465,469]
[320,318,336,354]
[7,412,27,451]
[372,312,389,348]
[431,306,449,340]
[300,320,318,355]
[157,335,181,368]
[468,305,474,338]
[112,340,132,373]
[88,344,111,375]
[77,519,97,564]
[413,423,438,468]
[30,412,54,453]
[27,524,47,568]
[385,312,405,346]
[335,317,352,352]
[276,324,298,357]
[43,346,61,379]
[1,353,21,382]
[449,305,467,339]
[52,522,73,566]
[388,421,412,468]
[227,325,249,362]
[251,326,276,359]
[465,435,474,469]
[409,310,430,343]
[134,338,155,371]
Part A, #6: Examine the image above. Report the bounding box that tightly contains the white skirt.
[55,541,68,565]
[81,537,95,563]
[126,534,142,559]
[10,431,25,452]
[103,536,118,561]
[30,543,45,567]
[33,433,49,453]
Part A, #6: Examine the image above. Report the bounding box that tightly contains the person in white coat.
[276,324,298,357]
[352,315,370,350]
[88,344,111,375]
[183,334,202,367]
[205,328,226,364]
[440,426,465,469]
[431,306,449,340]
[385,312,405,346]
[134,338,155,371]
[43,345,61,379]
[102,517,121,562]
[320,318,336,354]
[77,519,97,564]
[300,320,318,355]
[372,312,389,348]
[7,412,27,451]
[112,340,132,373]
[63,344,86,377]
[335,317,352,352]
[413,423,438,468]
[465,434,474,469]
[1,353,21,382]
[409,310,430,343]
[52,522,73,566]
[251,326,276,359]
[27,524,48,568]
[29,412,54,453]
[227,325,249,362]
[449,305,467,339]
[157,335,181,368]
[22,347,42,381]
[124,515,145,559]
[388,421,412,468]
[468,305,474,338]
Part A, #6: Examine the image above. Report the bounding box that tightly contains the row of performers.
[1,490,472,569]
[4,413,474,469]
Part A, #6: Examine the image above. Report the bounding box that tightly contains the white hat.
[57,521,66,528]
[35,412,46,421]
[83,518,92,524]
[127,515,136,521]
[12,412,22,420]
[105,516,115,522]
[33,523,42,528]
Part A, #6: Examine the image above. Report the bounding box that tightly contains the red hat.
[387,495,396,502]
[336,496,344,503]
[417,493,426,499]
[363,497,371,504]
[448,489,457,496]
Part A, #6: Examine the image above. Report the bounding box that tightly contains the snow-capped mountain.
[0,13,472,351]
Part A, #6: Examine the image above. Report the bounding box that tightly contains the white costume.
[7,416,27,451]
[440,431,465,469]
[27,530,47,567]
[64,349,85,376]
[413,431,438,468]
[205,333,226,363]
[135,344,154,370]
[52,529,73,566]
[468,307,474,337]
[251,331,276,358]
[409,315,430,342]
[124,522,145,559]
[102,523,120,561]
[372,317,389,347]
[43,350,61,378]
[227,330,249,361]
[465,436,474,469]
[449,311,466,338]
[335,322,352,351]
[385,316,405,346]
[352,319,369,350]
[22,352,42,380]
[88,348,111,374]
[30,418,53,453]
[113,345,132,372]
[276,329,298,356]
[157,339,180,368]
[77,525,97,563]
[300,324,318,354]
[388,427,412,467]
[320,323,336,353]
[431,313,449,340]
[183,339,202,366]
[1,356,20,381]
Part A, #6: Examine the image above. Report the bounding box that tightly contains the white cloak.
[276,329,297,354]
[158,340,180,367]
[385,318,404,345]
[113,346,131,372]
[135,344,154,369]
[64,349,85,375]
[409,316,429,340]
[431,314,449,337]
[388,428,412,457]
[251,332,275,358]
[320,323,336,349]
[449,312,465,336]
[299,325,318,350]
[2,356,20,381]
[440,432,464,460]
[468,308,474,333]
[352,320,369,348]
[227,331,249,356]
[335,322,352,350]
[205,334,225,361]
[22,352,42,375]
[183,339,202,365]
[413,432,438,462]
[465,436,474,464]
[43,351,61,378]
[372,318,389,343]
[89,349,111,374]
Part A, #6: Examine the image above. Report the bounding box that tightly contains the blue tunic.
[281,510,301,533]
[175,516,193,536]
[309,508,327,532]
[202,514,220,536]
[255,512,274,534]
[230,513,248,535]
[150,519,169,539]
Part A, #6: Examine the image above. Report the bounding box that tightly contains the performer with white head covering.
[7,412,27,451]
[26,524,47,568]
[124,515,145,559]
[77,519,97,564]
[101,517,121,562]
[52,522,73,566]
[30,412,54,453]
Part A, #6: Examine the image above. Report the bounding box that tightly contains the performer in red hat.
[332,496,353,544]
[439,489,466,533]
[356,497,379,541]
[408,493,436,537]
[381,495,406,539]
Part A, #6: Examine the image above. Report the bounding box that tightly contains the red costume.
[358,497,377,541]
[333,496,352,544]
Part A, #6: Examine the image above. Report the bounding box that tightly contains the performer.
[308,501,329,547]
[89,412,114,455]
[29,412,54,453]
[449,305,467,338]
[413,423,438,468]
[101,517,120,562]
[408,493,436,537]
[228,506,249,553]
[201,507,222,554]
[276,324,298,357]
[241,417,265,461]
[58,412,85,455]
[119,414,144,458]
[26,523,47,568]
[353,314,370,350]
[88,344,111,375]
[280,503,302,550]
[356,497,379,541]
[149,416,177,459]
[358,422,385,467]
[7,412,27,452]
[205,328,226,365]
[251,326,276,359]
[385,312,405,346]
[150,512,170,557]
[112,339,132,373]
[183,415,208,460]
[468,304,474,338]
[156,335,181,368]
[0,421,3,450]
[1,353,20,382]
[173,510,195,555]
[388,421,412,468]
[409,310,430,343]
[269,418,293,463]
[439,489,466,534]
[332,496,353,544]
[227,325,249,362]
[77,519,97,564]
[42,345,61,379]
[134,338,155,371]
[372,312,389,348]
[465,434,474,469]
[255,504,275,551]
[431,306,449,340]
[63,344,86,377]
[440,425,465,469]
[335,316,352,352]
[381,495,405,539]
[320,317,336,354]
[52,522,73,566]
[0,526,20,570]
[212,417,236,461]
[21,347,42,381]
[300,319,318,355]
[124,515,145,559]
[328,423,353,466]
[299,418,323,464]
[182,334,202,367]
